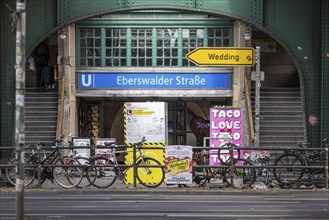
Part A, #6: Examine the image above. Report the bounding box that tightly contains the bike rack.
[1,145,328,189]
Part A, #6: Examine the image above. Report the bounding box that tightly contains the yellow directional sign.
[186,47,254,66]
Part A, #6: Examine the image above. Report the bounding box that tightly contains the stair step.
[251,91,301,96]
[251,87,300,93]
[260,140,302,145]
[25,127,57,131]
[260,120,304,124]
[259,112,303,117]
[257,115,304,121]
[25,131,56,135]
[260,135,305,140]
[25,107,58,112]
[25,115,57,119]
[25,111,57,117]
[252,97,301,102]
[25,137,56,142]
[25,121,57,126]
[251,100,301,106]
[25,101,58,105]
[252,106,303,111]
[25,99,58,104]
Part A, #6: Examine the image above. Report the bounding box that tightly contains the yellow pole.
[245,76,255,141]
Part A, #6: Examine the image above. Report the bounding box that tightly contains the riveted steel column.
[263,0,275,30]
[249,0,263,26]
[321,0,329,141]
[305,1,323,147]
[1,0,16,150]
[57,0,71,25]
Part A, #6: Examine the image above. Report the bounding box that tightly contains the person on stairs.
[33,41,50,88]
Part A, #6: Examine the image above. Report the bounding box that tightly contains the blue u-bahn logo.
[80,74,93,87]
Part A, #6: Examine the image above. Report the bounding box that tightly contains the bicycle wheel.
[193,168,208,187]
[217,143,241,166]
[136,157,164,188]
[74,157,92,188]
[5,157,36,187]
[224,158,256,188]
[207,168,229,188]
[273,153,304,185]
[86,157,118,188]
[53,157,83,188]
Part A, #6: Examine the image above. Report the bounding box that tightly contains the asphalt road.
[1,189,329,220]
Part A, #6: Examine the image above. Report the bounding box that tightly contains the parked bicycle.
[244,151,271,187]
[217,142,256,188]
[68,147,94,188]
[273,138,329,187]
[5,139,83,188]
[192,150,229,188]
[85,137,165,188]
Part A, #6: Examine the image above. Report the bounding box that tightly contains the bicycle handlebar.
[103,136,147,148]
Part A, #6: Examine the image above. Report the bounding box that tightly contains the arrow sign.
[186,47,255,66]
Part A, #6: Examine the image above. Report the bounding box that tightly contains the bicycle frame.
[110,144,151,178]
[27,145,69,183]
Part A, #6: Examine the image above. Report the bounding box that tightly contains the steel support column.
[321,0,329,142]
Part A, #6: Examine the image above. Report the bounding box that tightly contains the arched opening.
[25,8,305,148]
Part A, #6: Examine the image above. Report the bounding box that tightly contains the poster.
[71,138,91,164]
[165,145,193,185]
[124,102,167,185]
[125,102,167,144]
[95,138,116,163]
[209,107,243,166]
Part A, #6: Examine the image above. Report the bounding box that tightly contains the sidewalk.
[1,177,328,195]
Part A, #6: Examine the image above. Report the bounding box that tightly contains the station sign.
[78,73,231,89]
[186,47,254,66]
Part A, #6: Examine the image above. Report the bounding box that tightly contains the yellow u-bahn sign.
[186,47,254,66]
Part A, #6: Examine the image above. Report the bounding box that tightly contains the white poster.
[125,102,167,144]
[165,145,193,185]
[71,138,91,164]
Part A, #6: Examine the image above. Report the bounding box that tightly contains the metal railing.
[1,144,328,189]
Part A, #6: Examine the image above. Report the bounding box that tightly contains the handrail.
[245,76,255,142]
[56,76,65,139]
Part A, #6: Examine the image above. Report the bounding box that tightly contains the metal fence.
[0,144,328,189]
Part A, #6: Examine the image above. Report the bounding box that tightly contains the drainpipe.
[57,29,67,139]
[254,46,261,147]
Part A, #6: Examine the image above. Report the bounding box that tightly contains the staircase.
[252,87,306,147]
[25,88,58,145]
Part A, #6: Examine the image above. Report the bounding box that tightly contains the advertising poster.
[209,107,243,166]
[95,138,116,163]
[165,145,193,185]
[125,102,167,144]
[71,138,91,164]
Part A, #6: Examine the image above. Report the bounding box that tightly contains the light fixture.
[59,29,67,40]
[244,25,252,41]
